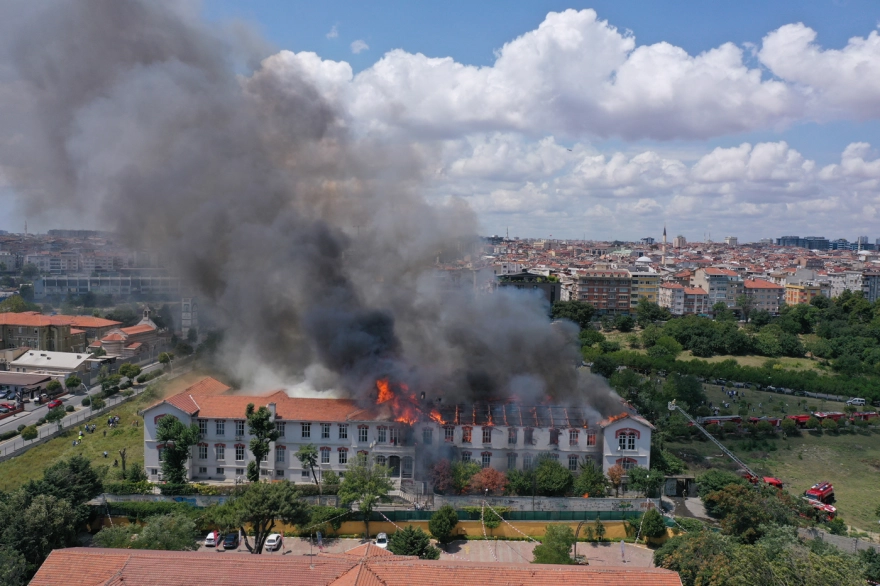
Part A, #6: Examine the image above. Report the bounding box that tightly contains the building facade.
[658,283,709,316]
[0,311,119,352]
[691,268,743,308]
[830,271,863,298]
[863,272,880,303]
[743,279,784,314]
[143,377,653,486]
[784,283,823,306]
[563,270,632,314]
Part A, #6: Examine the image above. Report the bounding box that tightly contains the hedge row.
[136,370,162,384]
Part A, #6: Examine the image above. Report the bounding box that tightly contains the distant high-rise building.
[672,235,686,248]
[776,235,829,250]
[724,236,738,247]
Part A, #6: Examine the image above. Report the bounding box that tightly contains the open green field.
[699,382,849,417]
[0,370,211,492]
[669,428,880,531]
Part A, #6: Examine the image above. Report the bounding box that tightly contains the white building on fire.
[143,377,653,487]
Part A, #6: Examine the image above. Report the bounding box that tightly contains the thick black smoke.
[0,0,620,414]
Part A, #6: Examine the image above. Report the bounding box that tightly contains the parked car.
[0,406,9,414]
[0,403,16,410]
[205,531,219,547]
[375,533,388,549]
[222,532,240,550]
[46,399,63,409]
[847,398,866,407]
[4,390,17,400]
[264,533,283,552]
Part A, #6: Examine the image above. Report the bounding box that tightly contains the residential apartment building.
[743,279,784,314]
[672,235,687,249]
[496,272,559,305]
[628,269,659,309]
[691,268,743,308]
[34,275,183,300]
[863,272,880,303]
[830,271,863,298]
[658,283,710,316]
[143,377,653,485]
[562,269,632,314]
[784,283,823,306]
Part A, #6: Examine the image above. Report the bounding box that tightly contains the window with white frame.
[376,455,386,467]
[276,422,286,437]
[261,453,268,463]
[198,444,207,459]
[569,429,579,446]
[462,427,472,443]
[482,427,492,444]
[585,430,596,446]
[461,451,472,463]
[618,431,636,451]
[302,423,311,439]
[338,449,348,465]
[157,448,165,461]
[389,427,399,445]
[275,446,285,463]
[216,468,224,475]
[508,427,517,444]
[215,421,225,436]
[235,445,245,461]
[618,458,635,471]
[276,470,284,477]
[215,445,225,460]
[236,468,244,475]
[236,420,245,436]
[338,424,348,439]
[481,452,491,468]
[320,448,330,464]
[198,419,207,436]
[301,469,311,478]
[358,426,368,442]
[422,428,433,444]
[523,453,533,470]
[198,466,207,474]
[322,423,331,439]
[507,453,517,469]
[568,454,578,471]
[378,426,387,443]
[444,426,454,442]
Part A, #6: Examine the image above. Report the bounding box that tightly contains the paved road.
[0,361,162,433]
[196,536,655,566]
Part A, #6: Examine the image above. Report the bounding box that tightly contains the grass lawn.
[699,383,849,416]
[668,428,880,531]
[0,369,215,492]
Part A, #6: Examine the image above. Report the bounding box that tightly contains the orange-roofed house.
[743,278,784,314]
[143,376,653,486]
[98,308,160,359]
[0,311,122,353]
[30,546,684,586]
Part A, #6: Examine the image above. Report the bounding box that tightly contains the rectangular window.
[338,424,348,439]
[338,450,347,465]
[524,428,533,445]
[549,429,560,445]
[276,422,285,437]
[235,445,245,461]
[198,445,207,460]
[215,445,225,460]
[198,419,207,436]
[378,427,387,443]
[569,429,579,446]
[482,427,492,444]
[376,455,387,467]
[389,427,399,445]
[508,427,517,444]
[158,448,165,462]
[618,435,628,451]
[481,452,491,468]
[215,421,225,436]
[422,428,433,445]
[358,426,369,442]
[261,453,268,463]
[275,447,285,463]
[628,434,636,450]
[586,431,596,446]
[462,452,471,463]
[462,427,472,443]
[322,423,331,439]
[301,469,311,478]
[568,454,579,471]
[621,459,634,471]
[444,427,454,442]
[523,453,532,470]
[216,468,224,475]
[321,449,330,464]
[302,423,311,439]
[198,466,207,474]
[236,468,244,475]
[507,453,517,470]
[236,421,245,437]
[276,470,284,477]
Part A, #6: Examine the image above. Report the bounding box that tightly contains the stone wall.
[434,494,659,512]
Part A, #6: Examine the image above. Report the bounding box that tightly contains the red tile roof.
[0,311,121,329]
[660,283,684,289]
[158,376,232,416]
[121,324,157,335]
[101,333,125,341]
[683,287,708,295]
[744,278,783,289]
[31,548,683,586]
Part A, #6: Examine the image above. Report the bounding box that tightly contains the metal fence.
[367,509,652,522]
[0,363,192,461]
[799,527,880,555]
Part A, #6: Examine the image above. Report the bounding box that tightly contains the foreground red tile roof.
[120,323,157,335]
[31,548,683,586]
[0,311,120,329]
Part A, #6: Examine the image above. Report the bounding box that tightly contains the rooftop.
[10,350,90,370]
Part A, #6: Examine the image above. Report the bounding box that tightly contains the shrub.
[158,483,197,496]
[781,418,797,436]
[0,429,19,441]
[806,416,821,430]
[16,424,25,432]
[65,405,74,412]
[104,481,154,495]
[81,397,91,407]
[121,390,134,398]
[821,418,838,433]
[91,397,106,410]
[36,417,46,426]
[21,425,38,441]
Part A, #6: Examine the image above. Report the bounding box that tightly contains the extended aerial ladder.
[667,401,779,487]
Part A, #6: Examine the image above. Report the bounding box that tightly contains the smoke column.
[0,0,619,414]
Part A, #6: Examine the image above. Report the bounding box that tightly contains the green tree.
[295,444,321,494]
[535,456,573,496]
[337,454,393,539]
[245,403,280,483]
[118,363,142,379]
[428,504,460,546]
[136,512,199,550]
[20,263,39,280]
[594,517,606,541]
[648,336,684,359]
[550,301,595,329]
[0,491,80,573]
[736,294,757,323]
[30,455,103,508]
[93,524,139,548]
[64,375,81,389]
[20,425,37,441]
[713,301,735,321]
[322,470,340,490]
[573,458,608,497]
[628,466,665,497]
[636,298,671,327]
[696,470,748,499]
[859,548,880,583]
[578,328,605,347]
[451,460,480,494]
[45,379,62,394]
[0,547,28,586]
[45,406,65,424]
[781,418,798,436]
[640,508,667,539]
[306,505,348,535]
[654,531,734,585]
[155,415,200,485]
[215,480,309,554]
[614,314,636,332]
[532,524,575,564]
[158,352,173,367]
[388,525,441,559]
[663,374,706,412]
[90,396,106,411]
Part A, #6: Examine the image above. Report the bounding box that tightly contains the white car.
[205,531,219,547]
[375,533,388,549]
[265,533,283,552]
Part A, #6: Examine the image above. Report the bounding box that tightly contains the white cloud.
[326,25,338,39]
[350,39,369,54]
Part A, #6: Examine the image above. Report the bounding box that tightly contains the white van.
[847,398,866,406]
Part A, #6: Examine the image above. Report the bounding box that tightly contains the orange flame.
[429,409,445,424]
[375,378,423,425]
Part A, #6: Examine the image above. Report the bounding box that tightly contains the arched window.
[616,428,638,451]
[615,457,637,471]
